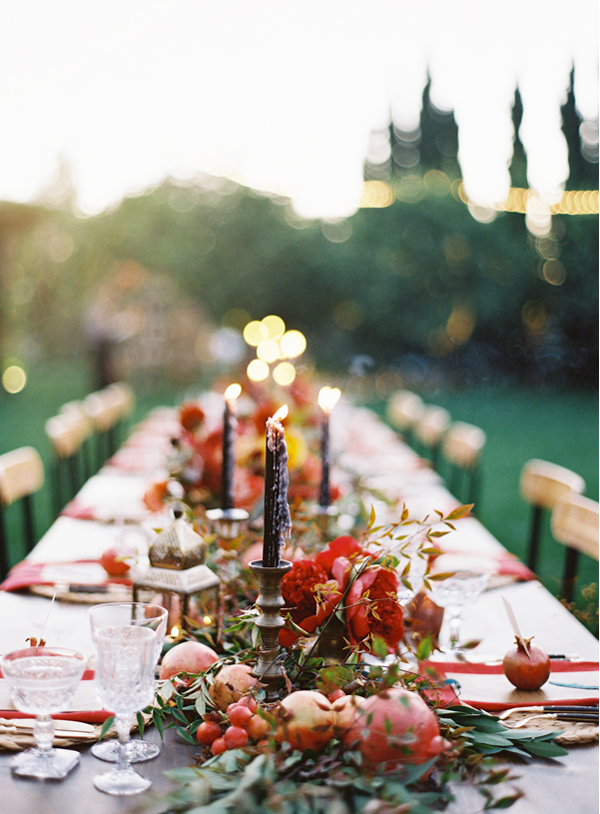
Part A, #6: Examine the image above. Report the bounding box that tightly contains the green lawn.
[370,383,599,631]
[1,361,597,631]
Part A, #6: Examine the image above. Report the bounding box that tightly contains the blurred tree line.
[0,81,597,392]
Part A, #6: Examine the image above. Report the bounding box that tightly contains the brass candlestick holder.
[249,559,292,703]
[205,507,249,540]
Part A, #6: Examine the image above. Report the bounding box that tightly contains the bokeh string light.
[244,316,306,386]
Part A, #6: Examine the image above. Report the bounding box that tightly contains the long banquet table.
[0,400,597,814]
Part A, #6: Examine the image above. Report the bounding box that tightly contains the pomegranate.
[331,693,358,737]
[341,688,448,771]
[209,664,257,711]
[275,690,335,752]
[159,641,219,683]
[502,637,551,691]
[99,547,132,577]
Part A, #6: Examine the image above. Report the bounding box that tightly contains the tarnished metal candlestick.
[205,507,249,540]
[249,558,293,702]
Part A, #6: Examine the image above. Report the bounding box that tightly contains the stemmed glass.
[1,646,85,778]
[91,602,167,764]
[90,602,164,795]
[430,571,489,656]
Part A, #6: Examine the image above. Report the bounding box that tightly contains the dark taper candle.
[263,407,292,567]
[221,384,241,510]
[317,387,341,510]
[319,410,330,508]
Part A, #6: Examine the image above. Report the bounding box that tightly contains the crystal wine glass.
[1,646,85,779]
[90,602,167,764]
[430,571,489,656]
[90,603,161,795]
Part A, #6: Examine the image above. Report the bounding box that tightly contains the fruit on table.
[159,640,219,682]
[99,547,132,576]
[208,663,257,711]
[340,688,449,771]
[196,720,223,746]
[502,637,551,691]
[274,690,335,752]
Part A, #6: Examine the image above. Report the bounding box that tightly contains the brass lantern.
[133,503,219,634]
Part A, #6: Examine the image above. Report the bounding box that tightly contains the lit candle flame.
[224,383,242,402]
[318,386,341,413]
[272,404,288,423]
[170,625,180,638]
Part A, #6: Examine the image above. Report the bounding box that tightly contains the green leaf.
[175,725,197,744]
[485,794,523,810]
[415,635,433,661]
[99,715,115,740]
[136,711,145,738]
[152,709,164,738]
[522,740,569,758]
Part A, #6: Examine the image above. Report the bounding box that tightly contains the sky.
[0,0,597,220]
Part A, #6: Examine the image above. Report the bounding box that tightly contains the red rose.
[344,564,405,654]
[316,535,367,577]
[280,559,342,647]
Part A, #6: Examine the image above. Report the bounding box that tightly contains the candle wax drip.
[263,419,292,567]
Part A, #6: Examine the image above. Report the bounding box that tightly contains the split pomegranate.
[275,690,335,752]
[341,688,448,772]
[502,637,551,691]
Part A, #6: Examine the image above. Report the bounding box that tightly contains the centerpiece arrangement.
[126,375,568,813]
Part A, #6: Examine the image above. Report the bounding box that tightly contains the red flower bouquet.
[279,535,405,655]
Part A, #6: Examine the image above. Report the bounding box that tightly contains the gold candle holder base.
[206,508,249,540]
[309,504,339,536]
[249,559,292,703]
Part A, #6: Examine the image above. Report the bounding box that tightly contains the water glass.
[90,602,167,764]
[430,570,489,655]
[90,602,162,795]
[1,646,85,778]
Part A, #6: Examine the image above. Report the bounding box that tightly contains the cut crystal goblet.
[1,646,85,779]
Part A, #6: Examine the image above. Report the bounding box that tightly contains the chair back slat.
[0,447,44,506]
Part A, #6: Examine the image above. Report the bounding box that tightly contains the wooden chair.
[59,400,95,481]
[45,413,88,513]
[413,405,450,470]
[386,390,425,447]
[0,447,45,578]
[519,459,586,574]
[84,383,135,466]
[441,421,486,509]
[103,382,135,450]
[551,492,599,604]
[83,390,118,467]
